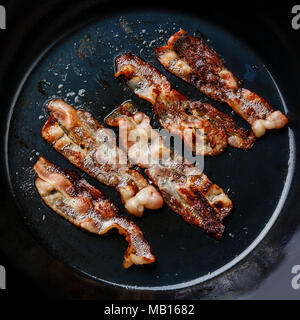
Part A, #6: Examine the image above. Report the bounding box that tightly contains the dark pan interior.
[3,6,298,293]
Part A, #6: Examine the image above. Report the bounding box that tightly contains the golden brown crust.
[34,157,155,268]
[156,30,288,137]
[189,101,255,149]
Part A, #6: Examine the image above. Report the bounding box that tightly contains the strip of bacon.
[34,157,155,268]
[115,53,227,156]
[42,99,163,217]
[115,53,254,154]
[155,30,288,138]
[189,101,255,149]
[106,102,233,238]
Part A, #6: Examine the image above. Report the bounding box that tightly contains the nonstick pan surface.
[2,2,300,297]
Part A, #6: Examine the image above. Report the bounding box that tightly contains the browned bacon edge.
[188,101,255,150]
[34,156,155,268]
[106,101,234,238]
[155,29,288,138]
[41,99,163,217]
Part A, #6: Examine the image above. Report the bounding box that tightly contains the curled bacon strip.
[42,99,163,217]
[115,53,254,154]
[106,102,233,238]
[34,157,155,268]
[156,29,288,137]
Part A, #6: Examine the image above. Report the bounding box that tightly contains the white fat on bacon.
[252,111,289,138]
[124,185,164,215]
[117,112,168,168]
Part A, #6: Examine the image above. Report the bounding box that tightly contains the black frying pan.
[1,0,300,299]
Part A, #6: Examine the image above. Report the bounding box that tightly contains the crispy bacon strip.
[34,157,155,268]
[115,53,228,156]
[106,102,233,238]
[42,99,163,217]
[156,30,288,137]
[115,53,254,153]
